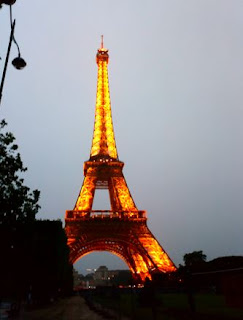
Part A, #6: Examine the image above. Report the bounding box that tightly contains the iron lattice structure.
[65,40,176,282]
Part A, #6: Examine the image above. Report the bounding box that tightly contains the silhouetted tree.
[0,220,73,300]
[112,270,133,286]
[183,250,207,268]
[0,122,73,301]
[0,120,40,224]
[208,256,243,271]
[28,220,73,301]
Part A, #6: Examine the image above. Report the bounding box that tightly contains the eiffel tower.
[65,38,176,281]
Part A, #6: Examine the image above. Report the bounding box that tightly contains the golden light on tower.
[91,40,117,159]
[65,37,176,282]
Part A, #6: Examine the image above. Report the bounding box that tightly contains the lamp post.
[0,20,15,106]
[0,4,27,107]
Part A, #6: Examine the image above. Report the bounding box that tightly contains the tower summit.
[91,36,117,159]
[65,40,176,282]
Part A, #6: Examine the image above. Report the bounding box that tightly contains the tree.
[0,122,73,300]
[0,119,40,224]
[27,220,73,300]
[183,250,207,268]
[0,220,73,300]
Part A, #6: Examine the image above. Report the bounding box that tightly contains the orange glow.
[131,250,151,281]
[65,42,177,283]
[90,49,117,159]
[74,168,96,212]
[111,177,137,212]
[139,237,177,273]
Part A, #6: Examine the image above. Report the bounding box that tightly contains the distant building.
[73,269,84,289]
[74,266,132,288]
[92,266,131,286]
[94,266,109,280]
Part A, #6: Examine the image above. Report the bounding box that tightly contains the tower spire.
[101,35,104,49]
[90,39,118,159]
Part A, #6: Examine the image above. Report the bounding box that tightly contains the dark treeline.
[0,220,73,302]
[0,120,72,302]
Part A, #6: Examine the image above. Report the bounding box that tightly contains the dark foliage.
[0,120,40,224]
[183,250,207,268]
[0,122,72,301]
[111,270,133,286]
[207,256,243,271]
[0,220,73,301]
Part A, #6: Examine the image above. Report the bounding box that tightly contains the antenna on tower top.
[101,35,104,48]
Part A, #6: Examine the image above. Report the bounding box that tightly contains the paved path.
[20,296,105,320]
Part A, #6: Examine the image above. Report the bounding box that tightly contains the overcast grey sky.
[0,0,242,275]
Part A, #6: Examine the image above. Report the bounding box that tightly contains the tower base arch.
[65,212,176,282]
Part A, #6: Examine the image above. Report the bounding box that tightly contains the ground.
[20,295,104,320]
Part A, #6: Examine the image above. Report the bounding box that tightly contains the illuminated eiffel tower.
[65,38,176,281]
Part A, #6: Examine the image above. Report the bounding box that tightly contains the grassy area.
[92,291,243,320]
[194,294,243,319]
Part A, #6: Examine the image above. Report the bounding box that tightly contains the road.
[20,295,105,320]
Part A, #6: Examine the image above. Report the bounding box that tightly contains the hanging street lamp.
[0,4,27,106]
